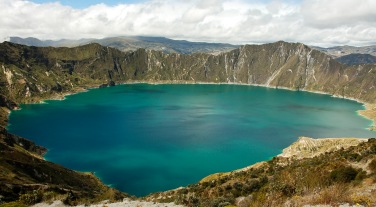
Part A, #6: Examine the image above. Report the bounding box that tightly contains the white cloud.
[301,0,376,28]
[0,0,375,46]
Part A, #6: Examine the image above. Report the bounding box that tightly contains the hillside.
[9,36,238,55]
[0,127,127,206]
[1,41,376,104]
[1,41,376,206]
[144,138,376,206]
[313,45,376,65]
[313,45,376,58]
[336,53,376,65]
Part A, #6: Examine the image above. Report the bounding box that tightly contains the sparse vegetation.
[145,139,376,206]
[369,158,376,173]
[0,201,27,207]
[0,127,127,205]
[330,166,359,183]
[19,190,43,205]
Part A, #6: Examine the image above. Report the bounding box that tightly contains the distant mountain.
[312,45,376,65]
[9,36,92,47]
[9,37,47,47]
[313,45,376,58]
[336,53,376,65]
[9,36,238,54]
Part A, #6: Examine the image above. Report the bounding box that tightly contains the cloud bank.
[1,0,375,46]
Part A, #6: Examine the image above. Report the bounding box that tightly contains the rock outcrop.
[279,137,368,159]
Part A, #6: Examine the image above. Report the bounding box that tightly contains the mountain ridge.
[335,53,376,65]
[313,45,376,58]
[10,36,376,65]
[9,36,238,55]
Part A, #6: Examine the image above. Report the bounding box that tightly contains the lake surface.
[7,84,376,196]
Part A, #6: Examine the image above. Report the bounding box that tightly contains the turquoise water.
[7,84,376,196]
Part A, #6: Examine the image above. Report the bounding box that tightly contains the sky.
[1,0,375,47]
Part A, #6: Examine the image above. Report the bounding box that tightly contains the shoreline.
[4,80,376,203]
[10,80,376,131]
[7,80,376,156]
[119,80,376,130]
[9,80,375,163]
[358,103,376,131]
[278,136,369,159]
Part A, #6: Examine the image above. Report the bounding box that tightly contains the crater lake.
[7,83,376,196]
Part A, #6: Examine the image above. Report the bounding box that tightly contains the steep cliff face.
[1,41,375,107]
[0,42,126,103]
[131,42,375,103]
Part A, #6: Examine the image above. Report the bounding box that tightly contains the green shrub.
[346,153,361,162]
[209,196,235,207]
[180,188,188,194]
[370,144,376,154]
[368,159,376,173]
[233,182,243,191]
[330,166,358,183]
[281,184,296,197]
[247,180,262,192]
[0,201,27,207]
[19,190,44,205]
[355,170,367,181]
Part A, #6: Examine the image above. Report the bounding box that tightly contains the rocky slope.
[1,41,376,206]
[0,127,127,206]
[1,41,376,104]
[279,137,368,159]
[144,138,376,207]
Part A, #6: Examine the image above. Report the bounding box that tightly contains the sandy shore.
[278,137,369,159]
[358,103,376,130]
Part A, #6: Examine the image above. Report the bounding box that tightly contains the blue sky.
[30,0,142,8]
[30,0,302,9]
[1,0,375,46]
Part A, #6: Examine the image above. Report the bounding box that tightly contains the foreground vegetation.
[146,139,376,206]
[0,127,127,206]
